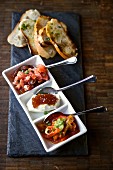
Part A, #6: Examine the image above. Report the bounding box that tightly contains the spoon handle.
[46,57,77,69]
[57,75,96,92]
[74,106,107,116]
[44,106,107,122]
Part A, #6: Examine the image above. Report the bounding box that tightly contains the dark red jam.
[32,94,58,108]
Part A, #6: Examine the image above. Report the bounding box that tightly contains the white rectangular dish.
[2,55,87,152]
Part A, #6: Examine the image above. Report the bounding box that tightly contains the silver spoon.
[44,106,107,123]
[36,75,97,95]
[46,56,77,69]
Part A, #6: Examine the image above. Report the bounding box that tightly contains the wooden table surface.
[0,0,113,169]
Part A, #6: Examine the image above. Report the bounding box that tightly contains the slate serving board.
[7,12,88,157]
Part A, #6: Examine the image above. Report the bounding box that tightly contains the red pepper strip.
[60,136,68,142]
[51,136,68,144]
[45,126,61,138]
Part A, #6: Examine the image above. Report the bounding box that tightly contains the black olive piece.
[20,65,33,71]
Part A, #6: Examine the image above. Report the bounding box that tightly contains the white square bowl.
[2,55,51,97]
[33,104,87,152]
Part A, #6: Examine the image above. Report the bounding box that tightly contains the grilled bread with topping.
[46,18,78,59]
[7,9,40,47]
[20,19,38,54]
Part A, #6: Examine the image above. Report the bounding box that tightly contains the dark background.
[0,0,113,169]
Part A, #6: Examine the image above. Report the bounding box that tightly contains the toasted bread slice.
[34,15,56,59]
[7,23,27,47]
[37,21,67,47]
[7,9,40,47]
[46,18,78,59]
[20,19,38,55]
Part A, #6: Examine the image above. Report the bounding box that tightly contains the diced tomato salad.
[12,64,49,94]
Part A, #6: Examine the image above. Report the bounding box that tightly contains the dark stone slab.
[7,12,88,157]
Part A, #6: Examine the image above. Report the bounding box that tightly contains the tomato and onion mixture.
[37,112,80,144]
[12,64,49,94]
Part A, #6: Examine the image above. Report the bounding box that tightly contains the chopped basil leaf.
[21,23,29,30]
[54,117,66,129]
[45,37,50,41]
[44,111,49,115]
[24,70,29,74]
